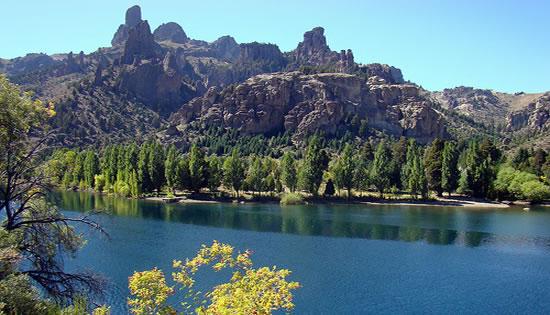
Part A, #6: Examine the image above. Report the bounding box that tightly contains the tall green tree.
[332,144,355,199]
[246,156,265,195]
[83,150,99,188]
[138,143,152,193]
[148,142,165,195]
[441,141,459,196]
[188,144,208,192]
[424,138,444,196]
[280,152,297,192]
[370,141,391,198]
[207,156,222,192]
[353,143,374,194]
[298,136,328,195]
[223,149,245,197]
[164,145,178,193]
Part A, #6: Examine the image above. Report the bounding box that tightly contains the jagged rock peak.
[300,27,330,53]
[112,5,144,46]
[121,20,161,64]
[210,36,240,61]
[125,5,142,28]
[153,22,188,44]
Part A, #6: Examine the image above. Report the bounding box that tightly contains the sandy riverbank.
[361,197,510,208]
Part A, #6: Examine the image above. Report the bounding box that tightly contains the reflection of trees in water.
[54,191,490,247]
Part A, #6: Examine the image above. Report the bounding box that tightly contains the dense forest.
[45,134,550,203]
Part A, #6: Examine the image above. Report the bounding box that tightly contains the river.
[52,191,550,314]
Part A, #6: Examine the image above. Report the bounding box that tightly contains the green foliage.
[494,166,550,201]
[298,136,328,195]
[370,141,392,197]
[280,192,305,205]
[424,138,444,196]
[188,144,208,192]
[332,144,354,198]
[441,141,459,195]
[280,152,297,192]
[223,149,245,197]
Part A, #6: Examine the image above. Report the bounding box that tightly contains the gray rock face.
[121,21,162,64]
[171,71,446,143]
[153,22,188,44]
[210,36,240,61]
[125,5,142,28]
[363,63,404,84]
[112,5,143,46]
[288,27,356,73]
[506,94,550,131]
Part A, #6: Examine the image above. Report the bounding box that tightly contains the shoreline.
[142,195,511,209]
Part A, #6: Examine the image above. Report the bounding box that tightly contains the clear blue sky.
[2,0,549,93]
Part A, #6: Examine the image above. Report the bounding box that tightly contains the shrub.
[521,180,550,202]
[280,192,305,205]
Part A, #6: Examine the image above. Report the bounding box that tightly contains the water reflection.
[51,191,539,248]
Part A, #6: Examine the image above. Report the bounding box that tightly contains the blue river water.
[52,191,550,314]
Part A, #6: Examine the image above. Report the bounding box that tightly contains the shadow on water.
[50,191,544,248]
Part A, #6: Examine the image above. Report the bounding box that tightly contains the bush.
[94,174,105,192]
[521,180,550,202]
[280,193,305,205]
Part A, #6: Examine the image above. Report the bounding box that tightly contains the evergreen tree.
[176,156,190,191]
[441,141,459,196]
[332,144,354,199]
[188,144,207,192]
[207,156,222,192]
[223,149,245,197]
[125,143,139,182]
[370,141,391,198]
[424,138,444,196]
[129,169,140,198]
[280,152,297,192]
[458,141,495,198]
[353,143,373,194]
[298,136,328,195]
[246,156,265,195]
[138,143,152,193]
[164,145,178,193]
[83,150,99,188]
[389,137,408,189]
[148,142,165,195]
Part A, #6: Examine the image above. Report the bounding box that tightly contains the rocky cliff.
[170,71,447,143]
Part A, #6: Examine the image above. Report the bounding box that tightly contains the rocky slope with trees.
[3,5,547,150]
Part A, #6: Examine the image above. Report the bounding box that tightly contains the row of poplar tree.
[46,135,502,199]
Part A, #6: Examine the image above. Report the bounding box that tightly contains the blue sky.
[2,0,549,93]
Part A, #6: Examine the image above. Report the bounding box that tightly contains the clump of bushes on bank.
[280,193,305,205]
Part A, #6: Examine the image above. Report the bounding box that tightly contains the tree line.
[45,134,550,201]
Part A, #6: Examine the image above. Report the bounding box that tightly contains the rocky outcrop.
[119,49,195,115]
[121,21,162,64]
[210,36,241,61]
[171,71,446,143]
[112,5,143,46]
[506,94,550,131]
[363,63,404,84]
[153,22,188,44]
[288,27,356,73]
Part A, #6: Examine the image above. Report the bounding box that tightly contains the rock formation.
[121,20,162,64]
[153,22,188,43]
[171,71,447,143]
[112,5,143,46]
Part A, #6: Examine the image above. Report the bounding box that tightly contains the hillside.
[1,5,548,150]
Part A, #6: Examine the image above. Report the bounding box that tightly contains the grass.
[280,192,305,205]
